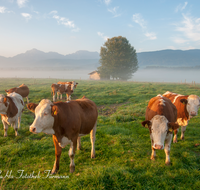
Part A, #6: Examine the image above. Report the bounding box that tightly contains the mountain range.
[0,48,200,70]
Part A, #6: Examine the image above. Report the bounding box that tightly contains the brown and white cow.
[0,92,24,137]
[57,81,78,89]
[27,96,98,173]
[51,83,74,102]
[5,84,29,103]
[141,95,179,165]
[163,91,200,143]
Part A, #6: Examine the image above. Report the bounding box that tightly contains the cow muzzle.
[153,144,163,150]
[30,126,37,133]
[190,111,197,117]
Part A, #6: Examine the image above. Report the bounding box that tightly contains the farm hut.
[88,71,100,80]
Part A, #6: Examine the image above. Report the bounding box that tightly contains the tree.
[98,36,138,80]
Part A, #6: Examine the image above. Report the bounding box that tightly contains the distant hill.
[0,49,200,70]
[137,49,200,68]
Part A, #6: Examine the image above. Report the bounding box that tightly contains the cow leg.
[60,94,62,100]
[26,96,29,104]
[164,134,172,165]
[57,92,60,100]
[53,92,56,102]
[51,135,62,174]
[2,120,8,137]
[90,122,97,158]
[151,147,156,160]
[66,94,69,101]
[77,137,82,150]
[13,120,19,136]
[181,125,187,140]
[173,128,179,143]
[69,141,76,173]
[18,115,21,129]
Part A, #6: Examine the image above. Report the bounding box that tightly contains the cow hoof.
[91,154,95,159]
[150,156,155,160]
[165,162,171,166]
[77,146,82,150]
[4,134,7,137]
[181,137,184,140]
[51,168,58,174]
[70,165,75,173]
[173,139,177,143]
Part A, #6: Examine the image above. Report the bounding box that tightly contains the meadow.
[0,78,199,190]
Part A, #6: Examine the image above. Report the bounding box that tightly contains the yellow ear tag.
[54,110,57,115]
[145,124,148,128]
[169,128,173,132]
[182,102,185,105]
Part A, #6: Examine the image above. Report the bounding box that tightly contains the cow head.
[28,99,57,135]
[186,95,200,118]
[0,94,9,114]
[142,115,179,150]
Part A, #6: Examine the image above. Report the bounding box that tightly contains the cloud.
[132,13,146,29]
[132,13,157,40]
[175,2,188,13]
[50,11,79,32]
[21,13,32,20]
[104,0,111,5]
[17,0,28,8]
[145,32,157,40]
[97,32,109,41]
[108,6,121,18]
[175,14,200,42]
[172,37,187,44]
[0,6,6,13]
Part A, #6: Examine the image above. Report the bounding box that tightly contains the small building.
[88,71,100,80]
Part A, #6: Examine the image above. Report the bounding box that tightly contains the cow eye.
[44,113,47,116]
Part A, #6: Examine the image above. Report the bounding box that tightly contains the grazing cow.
[5,84,29,103]
[57,81,78,89]
[51,83,74,102]
[141,95,179,165]
[27,96,98,173]
[0,92,24,137]
[163,91,200,143]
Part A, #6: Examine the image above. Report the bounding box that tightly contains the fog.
[132,69,200,83]
[0,69,199,83]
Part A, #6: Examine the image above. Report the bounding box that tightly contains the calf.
[27,96,98,173]
[141,95,179,165]
[5,84,29,103]
[0,92,24,137]
[163,91,200,142]
[51,83,74,102]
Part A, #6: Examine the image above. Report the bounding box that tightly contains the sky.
[0,0,200,57]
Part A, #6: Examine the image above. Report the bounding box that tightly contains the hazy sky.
[1,0,200,57]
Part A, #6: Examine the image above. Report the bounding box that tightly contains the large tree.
[98,36,138,80]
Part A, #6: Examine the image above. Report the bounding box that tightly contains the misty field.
[0,78,199,189]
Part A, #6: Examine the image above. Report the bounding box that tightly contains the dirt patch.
[98,102,130,116]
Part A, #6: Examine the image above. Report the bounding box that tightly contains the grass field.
[0,78,199,190]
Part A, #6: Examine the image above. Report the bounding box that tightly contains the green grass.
[0,78,199,189]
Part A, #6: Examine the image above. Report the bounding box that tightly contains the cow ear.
[168,122,179,132]
[27,103,38,113]
[51,105,59,116]
[141,120,151,128]
[180,99,188,105]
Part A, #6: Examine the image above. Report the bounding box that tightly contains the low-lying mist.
[0,68,199,83]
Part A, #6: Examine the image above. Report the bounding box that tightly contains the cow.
[141,95,179,165]
[27,96,98,173]
[5,84,29,103]
[57,81,78,89]
[0,92,24,137]
[163,91,200,143]
[51,83,74,102]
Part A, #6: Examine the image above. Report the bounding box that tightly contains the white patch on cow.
[59,137,72,148]
[163,91,177,96]
[177,118,188,127]
[187,95,200,117]
[29,99,54,134]
[150,115,169,150]
[157,94,163,97]
[65,84,69,90]
[159,99,165,106]
[172,94,184,104]
[66,101,70,103]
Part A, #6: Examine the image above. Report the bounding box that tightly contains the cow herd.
[0,82,199,174]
